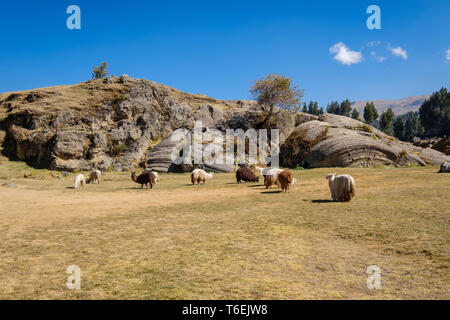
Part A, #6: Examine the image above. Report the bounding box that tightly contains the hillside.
[0,76,448,172]
[352,95,430,115]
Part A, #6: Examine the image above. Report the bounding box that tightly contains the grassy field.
[0,159,449,299]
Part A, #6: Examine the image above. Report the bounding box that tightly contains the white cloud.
[329,42,363,66]
[388,45,408,60]
[370,51,386,62]
[446,49,450,61]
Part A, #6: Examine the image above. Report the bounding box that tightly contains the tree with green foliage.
[307,101,314,115]
[301,102,307,113]
[351,108,360,120]
[363,102,379,124]
[318,107,324,115]
[379,108,395,135]
[313,101,319,115]
[404,111,424,141]
[250,74,304,121]
[419,87,450,137]
[304,101,323,116]
[327,101,339,114]
[393,117,405,140]
[92,62,109,79]
[338,99,352,117]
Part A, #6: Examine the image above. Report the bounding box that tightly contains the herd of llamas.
[73,166,356,202]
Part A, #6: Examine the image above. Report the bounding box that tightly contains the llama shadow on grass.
[311,199,334,203]
[124,186,155,190]
[261,190,282,194]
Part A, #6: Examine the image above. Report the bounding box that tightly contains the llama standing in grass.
[264,168,284,189]
[131,171,157,189]
[145,170,160,183]
[73,174,86,189]
[278,171,294,192]
[236,167,259,183]
[191,169,213,185]
[262,167,281,176]
[148,171,159,184]
[86,170,102,184]
[326,173,356,202]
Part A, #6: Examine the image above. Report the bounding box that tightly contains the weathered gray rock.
[202,163,236,173]
[147,135,188,172]
[53,158,92,172]
[439,162,450,173]
[193,105,225,128]
[104,76,119,84]
[53,129,91,160]
[281,114,450,168]
[431,137,450,155]
[119,74,132,83]
[91,132,108,151]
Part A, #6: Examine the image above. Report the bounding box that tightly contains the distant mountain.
[351,95,430,116]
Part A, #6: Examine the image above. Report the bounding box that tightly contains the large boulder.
[280,114,450,168]
[53,128,91,160]
[439,162,450,173]
[432,137,450,155]
[147,136,186,173]
[146,129,236,173]
[7,123,55,166]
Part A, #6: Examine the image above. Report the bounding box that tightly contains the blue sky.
[0,0,449,106]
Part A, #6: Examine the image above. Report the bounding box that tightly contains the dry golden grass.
[0,80,135,123]
[0,160,448,300]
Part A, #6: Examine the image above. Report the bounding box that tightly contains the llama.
[73,174,86,189]
[326,173,356,202]
[191,169,213,185]
[264,168,284,189]
[86,170,102,184]
[131,171,156,189]
[236,167,259,183]
[143,169,160,183]
[262,167,281,176]
[148,171,159,184]
[278,171,294,192]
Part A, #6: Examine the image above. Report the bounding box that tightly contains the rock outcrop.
[280,113,449,168]
[439,162,450,173]
[432,137,450,155]
[0,77,448,172]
